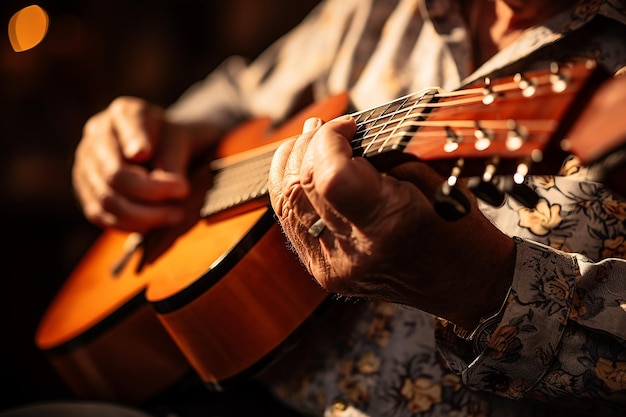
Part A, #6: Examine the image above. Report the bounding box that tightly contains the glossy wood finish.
[34,93,350,401]
[144,95,352,388]
[43,303,191,403]
[149,211,330,388]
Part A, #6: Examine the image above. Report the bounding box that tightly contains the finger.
[269,117,339,268]
[77,159,186,232]
[108,96,164,163]
[269,117,322,226]
[81,118,190,203]
[105,107,192,202]
[74,136,188,231]
[78,182,186,233]
[301,115,387,228]
[108,164,190,202]
[102,196,186,233]
[83,181,186,233]
[111,106,193,200]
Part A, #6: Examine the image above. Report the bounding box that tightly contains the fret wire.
[353,92,427,153]
[357,101,397,144]
[362,96,409,155]
[354,106,378,138]
[375,92,434,154]
[349,93,497,153]
[206,88,510,214]
[347,72,562,151]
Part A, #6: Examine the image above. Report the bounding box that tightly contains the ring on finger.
[308,217,326,237]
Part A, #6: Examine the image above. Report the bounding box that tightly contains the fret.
[351,88,439,157]
[201,89,440,217]
[201,150,274,217]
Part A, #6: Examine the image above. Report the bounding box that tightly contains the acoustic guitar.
[35,60,620,404]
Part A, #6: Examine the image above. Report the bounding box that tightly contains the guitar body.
[34,94,349,402]
[148,209,330,390]
[34,230,192,404]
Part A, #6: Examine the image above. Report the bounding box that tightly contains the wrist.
[447,286,511,341]
[444,233,515,331]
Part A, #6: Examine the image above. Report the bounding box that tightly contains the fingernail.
[302,117,320,133]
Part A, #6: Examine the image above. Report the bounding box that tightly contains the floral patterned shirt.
[168,0,626,416]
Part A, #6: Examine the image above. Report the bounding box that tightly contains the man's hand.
[72,96,218,234]
[269,116,515,329]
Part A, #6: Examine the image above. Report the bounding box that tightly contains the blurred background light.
[8,5,49,52]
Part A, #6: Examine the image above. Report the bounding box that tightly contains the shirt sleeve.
[436,237,626,416]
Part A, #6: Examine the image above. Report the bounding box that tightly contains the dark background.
[0,0,318,411]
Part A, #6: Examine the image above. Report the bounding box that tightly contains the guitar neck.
[199,89,439,218]
[201,60,607,218]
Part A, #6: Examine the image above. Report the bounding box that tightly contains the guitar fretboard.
[200,89,439,217]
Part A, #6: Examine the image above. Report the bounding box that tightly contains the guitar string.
[204,93,553,211]
[202,72,573,214]
[348,80,550,154]
[348,67,576,151]
[213,71,565,173]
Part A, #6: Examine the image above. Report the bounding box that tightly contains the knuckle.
[109,95,140,114]
[82,112,107,136]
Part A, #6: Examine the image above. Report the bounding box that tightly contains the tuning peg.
[468,177,505,207]
[434,160,471,220]
[473,121,493,151]
[514,73,537,97]
[549,62,569,93]
[467,160,505,207]
[498,176,540,209]
[434,183,471,220]
[509,183,540,208]
[505,119,527,151]
[482,77,501,105]
[443,126,461,153]
[499,162,539,208]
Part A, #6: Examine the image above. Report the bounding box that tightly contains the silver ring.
[308,218,326,237]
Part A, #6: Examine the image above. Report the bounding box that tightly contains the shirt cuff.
[435,237,578,399]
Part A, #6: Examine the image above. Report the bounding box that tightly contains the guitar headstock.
[353,60,608,219]
[403,60,605,175]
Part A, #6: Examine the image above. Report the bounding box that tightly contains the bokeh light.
[8,5,49,52]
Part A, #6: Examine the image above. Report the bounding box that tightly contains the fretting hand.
[269,115,516,329]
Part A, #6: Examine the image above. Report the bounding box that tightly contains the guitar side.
[34,229,193,404]
[145,94,350,390]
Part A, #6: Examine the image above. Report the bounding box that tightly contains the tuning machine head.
[549,62,570,93]
[467,160,539,209]
[434,159,471,220]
